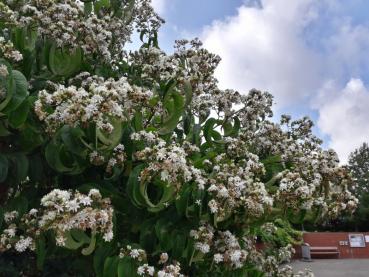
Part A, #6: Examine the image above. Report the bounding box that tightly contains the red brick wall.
[294,232,369,259]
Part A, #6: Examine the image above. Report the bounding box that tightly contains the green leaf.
[203,118,218,143]
[8,97,30,128]
[45,136,87,175]
[158,92,184,135]
[155,218,174,251]
[19,124,44,152]
[0,154,8,183]
[171,230,187,258]
[203,118,223,145]
[48,44,82,77]
[133,111,143,131]
[261,155,284,183]
[183,81,193,107]
[60,126,87,155]
[71,229,91,245]
[126,164,146,207]
[64,231,85,250]
[94,245,114,277]
[81,233,96,255]
[118,257,138,277]
[142,179,175,212]
[11,27,37,52]
[84,1,93,14]
[0,61,14,111]
[96,118,123,150]
[223,117,241,137]
[183,112,192,135]
[6,195,28,216]
[2,70,28,114]
[0,208,3,229]
[8,153,28,184]
[94,0,111,14]
[36,235,46,270]
[191,124,202,146]
[175,185,191,216]
[103,256,119,277]
[139,218,157,252]
[0,121,11,136]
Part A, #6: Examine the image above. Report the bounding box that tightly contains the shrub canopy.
[0,0,357,276]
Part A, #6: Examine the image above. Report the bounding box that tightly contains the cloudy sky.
[151,0,369,163]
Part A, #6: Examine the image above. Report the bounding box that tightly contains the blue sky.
[151,0,369,163]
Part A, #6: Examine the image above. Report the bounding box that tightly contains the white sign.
[349,234,366,248]
[365,235,369,243]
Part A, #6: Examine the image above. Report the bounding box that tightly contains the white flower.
[88,189,101,199]
[15,237,33,252]
[130,249,140,259]
[56,235,66,246]
[214,253,224,263]
[195,242,210,254]
[79,196,92,206]
[4,211,18,223]
[4,228,16,237]
[137,265,146,276]
[29,209,38,216]
[159,252,169,264]
[103,230,114,242]
[0,64,8,77]
[229,250,242,263]
[160,170,170,181]
[66,200,80,212]
[208,199,218,213]
[137,264,155,276]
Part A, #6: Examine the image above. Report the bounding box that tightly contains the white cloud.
[323,21,369,81]
[200,0,369,162]
[151,0,168,16]
[201,0,322,108]
[316,79,369,163]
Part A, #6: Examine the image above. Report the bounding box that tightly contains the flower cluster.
[119,245,147,262]
[39,189,114,244]
[205,150,272,220]
[118,248,184,277]
[0,0,163,62]
[0,36,22,62]
[132,131,206,191]
[0,221,35,253]
[0,189,114,252]
[157,263,184,277]
[189,224,306,276]
[213,231,248,268]
[130,38,220,87]
[190,223,214,254]
[90,144,126,173]
[35,75,153,134]
[136,262,184,277]
[276,172,316,210]
[137,264,155,276]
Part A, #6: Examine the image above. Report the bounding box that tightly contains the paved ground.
[291,259,369,277]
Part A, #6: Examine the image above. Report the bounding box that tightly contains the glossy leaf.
[0,154,8,183]
[48,44,82,77]
[36,235,46,270]
[2,70,28,114]
[158,91,184,135]
[8,97,30,128]
[118,257,138,277]
[103,256,119,277]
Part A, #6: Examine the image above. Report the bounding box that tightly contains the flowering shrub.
[0,0,357,276]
